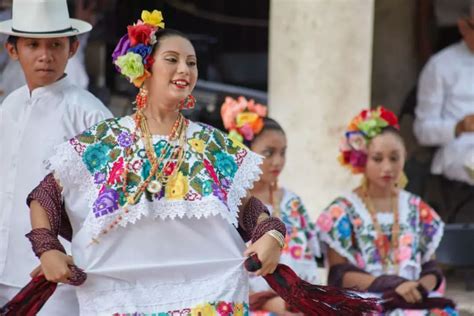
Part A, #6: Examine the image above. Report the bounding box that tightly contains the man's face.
[5,37,78,90]
[458,16,474,53]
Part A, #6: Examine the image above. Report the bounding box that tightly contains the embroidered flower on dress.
[191,303,215,316]
[214,152,238,178]
[216,301,233,316]
[94,172,107,184]
[117,131,134,148]
[337,216,352,238]
[165,172,189,200]
[316,212,334,233]
[83,143,111,173]
[188,138,206,154]
[93,188,119,217]
[107,157,125,185]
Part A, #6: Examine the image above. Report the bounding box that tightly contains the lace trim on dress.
[76,267,248,314]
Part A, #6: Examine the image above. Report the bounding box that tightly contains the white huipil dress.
[47,117,263,315]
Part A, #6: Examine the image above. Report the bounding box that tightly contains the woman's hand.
[39,250,74,283]
[244,233,281,276]
[395,281,423,303]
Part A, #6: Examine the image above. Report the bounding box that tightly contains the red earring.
[178,95,196,110]
[135,88,148,110]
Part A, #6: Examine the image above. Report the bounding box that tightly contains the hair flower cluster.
[339,106,399,174]
[221,96,267,143]
[112,10,165,87]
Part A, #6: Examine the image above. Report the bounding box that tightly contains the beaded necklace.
[362,187,400,273]
[91,110,188,243]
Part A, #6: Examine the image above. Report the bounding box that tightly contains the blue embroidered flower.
[337,216,352,238]
[214,152,237,178]
[83,143,111,173]
[117,131,133,148]
[94,172,107,184]
[202,180,213,196]
[93,188,119,217]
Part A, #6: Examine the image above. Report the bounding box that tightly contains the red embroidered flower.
[216,301,233,316]
[379,106,399,128]
[163,161,176,176]
[419,201,434,223]
[108,157,124,185]
[127,24,155,47]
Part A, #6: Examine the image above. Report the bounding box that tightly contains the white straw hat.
[0,0,92,38]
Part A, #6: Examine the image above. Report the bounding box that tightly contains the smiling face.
[364,131,406,191]
[250,129,287,185]
[6,37,78,91]
[145,35,198,110]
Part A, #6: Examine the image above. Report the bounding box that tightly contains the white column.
[269,0,374,217]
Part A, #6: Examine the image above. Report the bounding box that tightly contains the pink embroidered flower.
[355,253,365,268]
[397,246,412,262]
[400,233,413,246]
[290,245,303,259]
[130,160,143,173]
[317,213,334,233]
[216,301,233,316]
[107,157,124,185]
[353,217,363,228]
[329,205,344,219]
[404,310,426,316]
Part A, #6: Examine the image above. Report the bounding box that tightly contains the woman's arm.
[327,248,375,290]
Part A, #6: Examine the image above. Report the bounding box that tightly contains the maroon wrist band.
[251,216,286,243]
[26,228,65,259]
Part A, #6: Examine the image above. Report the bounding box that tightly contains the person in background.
[414,2,474,223]
[0,0,112,314]
[317,107,457,315]
[221,96,321,315]
[0,0,96,103]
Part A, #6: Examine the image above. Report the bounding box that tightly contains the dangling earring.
[360,175,369,193]
[178,94,196,110]
[396,172,408,189]
[135,87,148,111]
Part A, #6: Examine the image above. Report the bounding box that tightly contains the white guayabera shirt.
[0,76,112,288]
[414,41,474,185]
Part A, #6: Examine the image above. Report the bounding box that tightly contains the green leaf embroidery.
[127,172,141,186]
[95,122,109,139]
[109,148,122,161]
[77,134,95,144]
[102,135,117,148]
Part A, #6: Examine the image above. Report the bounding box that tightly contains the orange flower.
[132,69,151,87]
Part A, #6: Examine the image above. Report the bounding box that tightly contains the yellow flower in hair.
[165,172,189,200]
[141,10,165,28]
[236,112,259,128]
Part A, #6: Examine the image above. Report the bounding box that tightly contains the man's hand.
[455,114,474,136]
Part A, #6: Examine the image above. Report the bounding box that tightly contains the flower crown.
[339,106,399,174]
[112,10,165,88]
[221,96,268,143]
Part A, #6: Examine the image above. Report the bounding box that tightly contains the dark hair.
[7,35,78,49]
[151,28,192,56]
[371,125,406,147]
[249,117,286,146]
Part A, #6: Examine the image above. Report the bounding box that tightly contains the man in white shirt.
[0,0,112,314]
[0,0,95,103]
[414,6,474,222]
